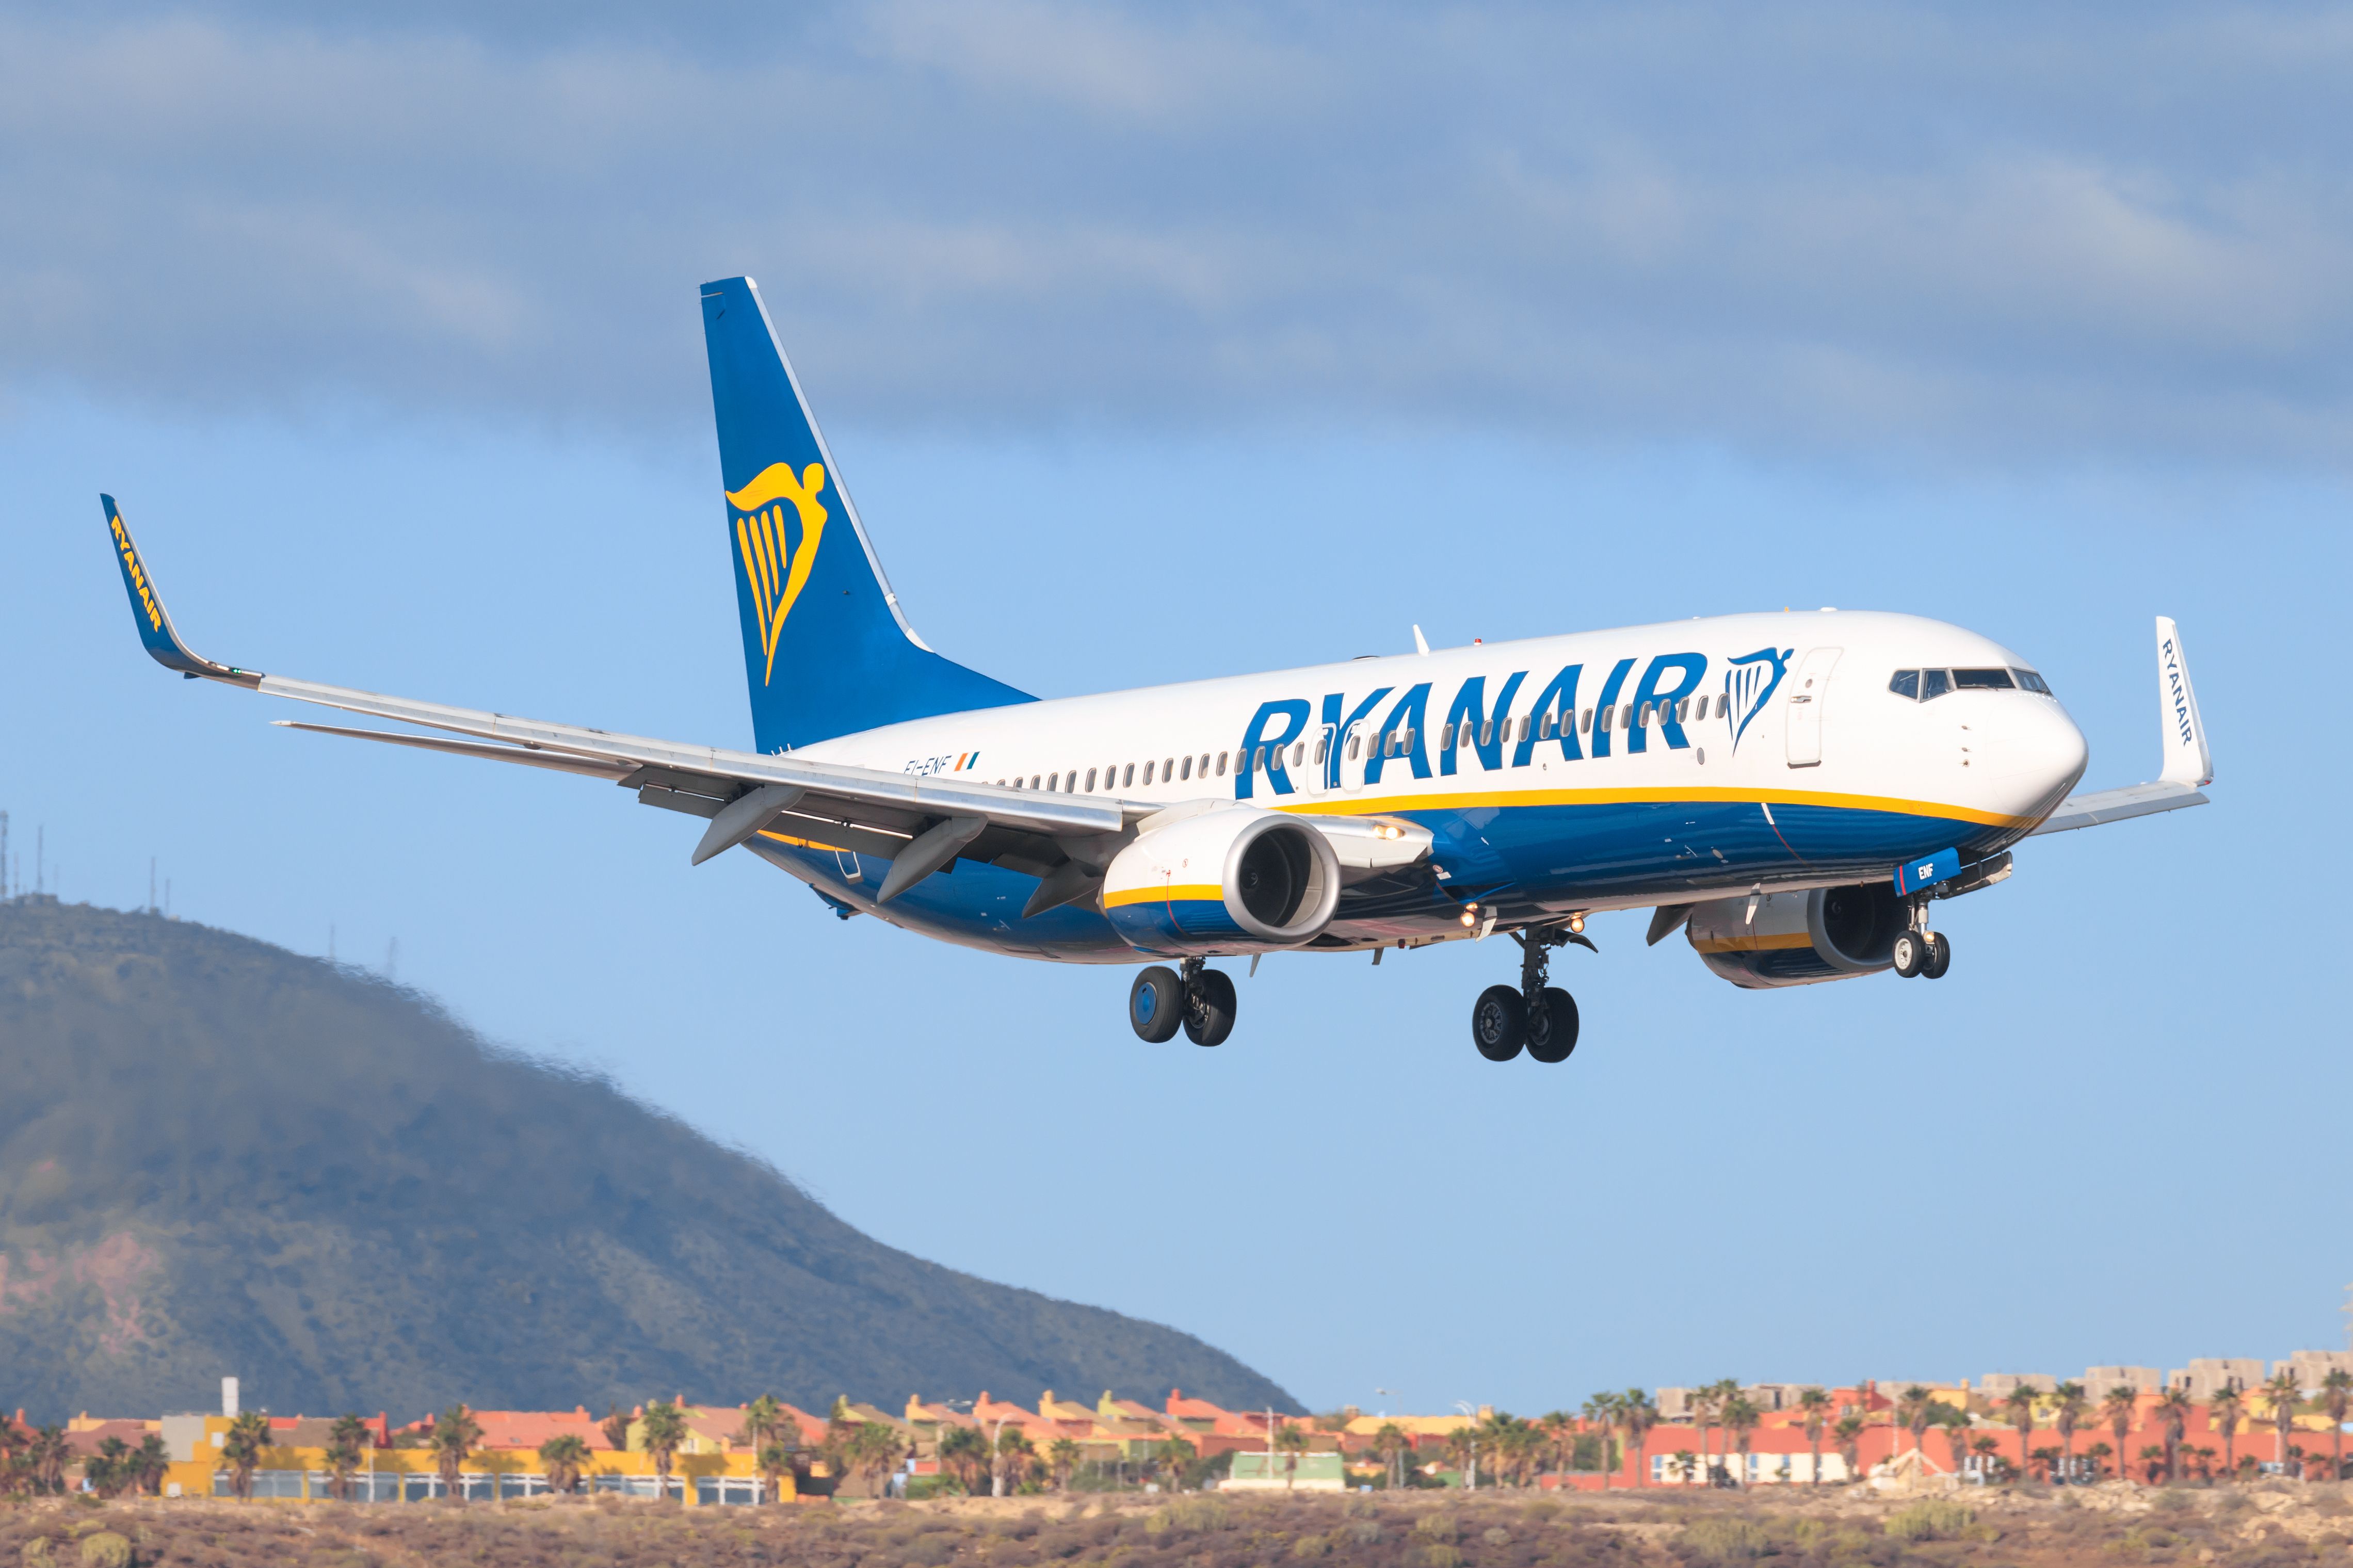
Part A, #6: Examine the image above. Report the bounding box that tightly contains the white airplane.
[104,276,2213,1058]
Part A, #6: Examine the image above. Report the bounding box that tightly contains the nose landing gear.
[1470,921,1592,1063]
[1128,958,1237,1046]
[1891,900,1952,980]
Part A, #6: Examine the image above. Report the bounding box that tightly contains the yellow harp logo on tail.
[727,462,828,685]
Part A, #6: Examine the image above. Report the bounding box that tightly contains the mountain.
[0,898,1296,1421]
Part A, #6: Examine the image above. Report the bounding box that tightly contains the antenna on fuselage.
[1412,625,1430,656]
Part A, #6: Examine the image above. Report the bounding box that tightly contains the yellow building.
[158,1415,782,1506]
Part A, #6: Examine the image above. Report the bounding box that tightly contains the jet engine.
[1103,806,1342,956]
[1686,882,1906,989]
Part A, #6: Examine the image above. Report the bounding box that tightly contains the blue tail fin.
[700,277,1033,752]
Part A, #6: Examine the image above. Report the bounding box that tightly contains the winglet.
[101,496,261,686]
[2154,616,2210,787]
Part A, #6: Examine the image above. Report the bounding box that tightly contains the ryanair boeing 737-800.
[103,276,2213,1057]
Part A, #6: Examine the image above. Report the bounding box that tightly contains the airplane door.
[1785,648,1842,767]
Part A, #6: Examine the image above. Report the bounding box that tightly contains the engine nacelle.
[1103,807,1341,957]
[1687,883,1906,989]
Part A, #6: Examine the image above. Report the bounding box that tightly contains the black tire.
[1183,967,1236,1047]
[1891,930,1924,978]
[1526,988,1579,1063]
[1922,930,1952,980]
[1129,966,1184,1042]
[1472,985,1526,1061]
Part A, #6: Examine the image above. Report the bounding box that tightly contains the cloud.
[5,2,2351,460]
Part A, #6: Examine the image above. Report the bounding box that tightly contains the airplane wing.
[104,496,1131,897]
[2027,615,2212,837]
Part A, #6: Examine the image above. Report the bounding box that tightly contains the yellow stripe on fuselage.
[1103,883,1223,909]
[1276,782,2032,830]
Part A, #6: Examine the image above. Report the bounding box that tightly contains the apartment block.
[2168,1359,2265,1400]
[2084,1366,2161,1395]
[1977,1374,2055,1399]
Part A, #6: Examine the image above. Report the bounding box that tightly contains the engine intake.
[1686,883,1905,989]
[1103,807,1341,956]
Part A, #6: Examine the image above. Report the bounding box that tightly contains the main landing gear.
[1890,899,1953,980]
[1471,920,1594,1063]
[1129,958,1236,1047]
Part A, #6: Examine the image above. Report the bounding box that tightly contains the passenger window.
[1047,772,1059,791]
[1479,720,1493,747]
[1029,775,1041,789]
[1889,669,1920,700]
[1347,734,1360,760]
[1313,737,1327,764]
[1715,693,1729,719]
[1136,762,1147,786]
[1180,755,1192,780]
[1921,669,1951,700]
[1954,668,2014,690]
[1292,742,1305,768]
[1164,756,1175,778]
[1538,712,1555,739]
[1216,752,1228,777]
[1066,772,1076,793]
[1581,708,1592,733]
[1620,706,1632,730]
[1085,768,1097,791]
[1598,705,1613,730]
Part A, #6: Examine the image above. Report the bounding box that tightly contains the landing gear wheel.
[1129,966,1184,1042]
[1891,930,1924,978]
[1526,988,1579,1063]
[1921,930,1952,980]
[1472,984,1527,1061]
[1183,967,1236,1047]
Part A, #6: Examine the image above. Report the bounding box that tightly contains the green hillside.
[0,898,1295,1421]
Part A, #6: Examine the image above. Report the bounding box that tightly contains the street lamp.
[1454,1402,1478,1492]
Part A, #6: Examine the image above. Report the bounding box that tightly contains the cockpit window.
[1891,666,2052,701]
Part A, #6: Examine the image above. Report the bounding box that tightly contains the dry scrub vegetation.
[6,1483,2352,1568]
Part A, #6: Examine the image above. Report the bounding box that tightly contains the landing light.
[1568,912,1586,934]
[1459,904,1478,928]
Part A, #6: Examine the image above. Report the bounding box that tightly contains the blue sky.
[5,2,2349,1415]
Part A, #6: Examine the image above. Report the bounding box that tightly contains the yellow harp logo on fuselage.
[728,461,828,684]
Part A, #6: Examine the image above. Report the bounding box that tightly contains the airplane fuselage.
[758,608,2090,962]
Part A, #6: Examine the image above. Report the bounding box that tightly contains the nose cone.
[1984,697,2088,819]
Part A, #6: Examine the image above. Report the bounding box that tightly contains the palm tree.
[1795,1388,1831,1486]
[1372,1421,1410,1491]
[1722,1397,1759,1487]
[2102,1386,2139,1481]
[325,1414,370,1500]
[2152,1388,2190,1483]
[1541,1410,1576,1483]
[986,1426,1030,1497]
[1833,1416,1864,1484]
[601,1408,632,1453]
[2004,1385,2040,1481]
[1897,1386,1936,1460]
[88,1437,132,1499]
[939,1426,988,1494]
[2322,1370,2351,1482]
[737,1395,787,1454]
[2264,1371,2303,1475]
[221,1410,271,1500]
[757,1440,797,1504]
[1576,1396,1615,1488]
[1442,1425,1475,1489]
[2086,1441,2115,1480]
[1620,1389,1658,1489]
[1048,1436,1080,1492]
[429,1404,485,1500]
[2052,1382,2088,1479]
[1156,1434,1196,1493]
[1693,1380,1736,1481]
[540,1433,591,1495]
[640,1400,688,1496]
[1938,1407,1971,1476]
[133,1433,170,1497]
[2138,1445,2166,1484]
[1275,1422,1309,1491]
[2210,1385,2245,1482]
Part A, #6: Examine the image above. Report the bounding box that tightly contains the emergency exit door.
[1785,647,1842,767]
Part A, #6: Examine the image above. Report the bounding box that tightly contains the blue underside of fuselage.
[752,798,2006,963]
